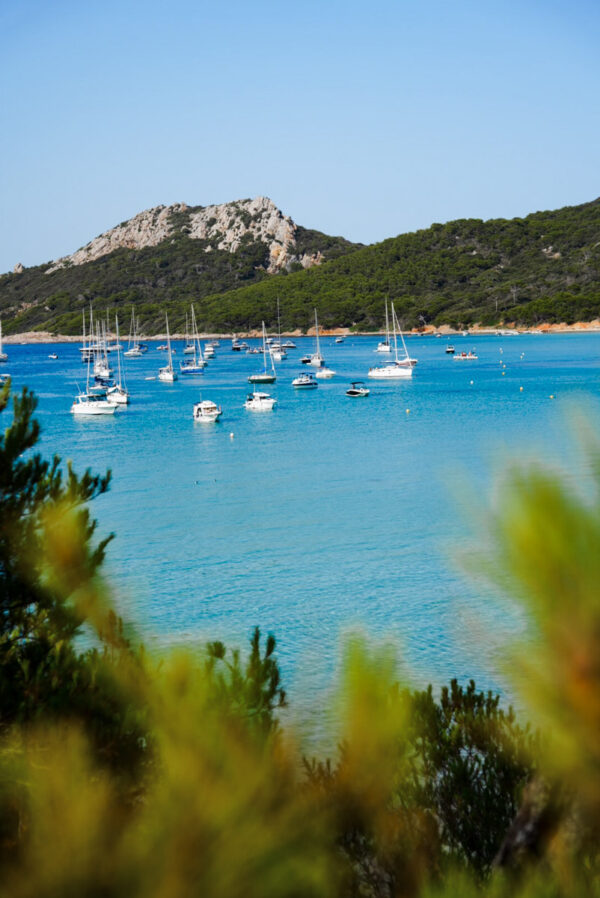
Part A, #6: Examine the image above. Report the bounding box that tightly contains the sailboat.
[124,307,143,357]
[180,306,206,374]
[183,312,196,354]
[107,316,130,404]
[0,320,7,363]
[71,326,116,415]
[391,304,418,368]
[271,298,287,361]
[309,309,325,367]
[368,303,414,379]
[376,300,392,353]
[158,315,178,382]
[248,322,276,383]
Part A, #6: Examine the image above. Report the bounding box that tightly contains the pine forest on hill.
[1,198,600,335]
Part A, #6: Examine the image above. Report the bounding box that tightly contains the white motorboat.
[292,372,318,388]
[158,314,178,382]
[368,303,414,379]
[335,336,344,344]
[376,300,392,353]
[445,345,455,354]
[315,366,336,379]
[248,322,276,384]
[71,392,117,416]
[346,381,370,397]
[193,400,222,422]
[282,340,296,349]
[180,305,206,374]
[48,353,58,360]
[245,391,277,411]
[204,344,215,359]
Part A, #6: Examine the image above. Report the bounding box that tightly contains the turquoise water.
[5,333,600,713]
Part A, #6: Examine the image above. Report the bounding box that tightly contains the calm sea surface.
[5,333,600,717]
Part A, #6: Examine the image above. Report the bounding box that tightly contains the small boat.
[315,366,335,379]
[180,306,206,374]
[300,354,312,364]
[48,353,58,360]
[445,345,455,354]
[158,314,178,382]
[71,391,117,416]
[454,350,478,360]
[246,347,260,355]
[248,322,276,384]
[204,344,215,359]
[0,373,10,385]
[375,301,392,353]
[245,391,277,411]
[0,320,8,363]
[282,340,296,349]
[292,372,318,388]
[335,336,345,344]
[368,303,414,379]
[231,339,242,352]
[124,309,144,357]
[309,310,325,367]
[193,400,222,422]
[157,343,168,351]
[346,381,370,397]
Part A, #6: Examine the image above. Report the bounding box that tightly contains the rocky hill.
[2,197,600,335]
[0,197,358,334]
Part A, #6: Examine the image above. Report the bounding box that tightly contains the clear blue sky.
[1,0,599,272]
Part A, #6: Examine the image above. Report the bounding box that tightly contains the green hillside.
[2,198,600,334]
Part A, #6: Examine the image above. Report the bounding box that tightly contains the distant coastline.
[4,321,600,345]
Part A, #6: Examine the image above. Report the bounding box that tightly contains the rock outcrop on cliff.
[46,197,322,275]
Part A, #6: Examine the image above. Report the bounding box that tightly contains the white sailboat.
[158,315,178,382]
[124,307,143,357]
[376,300,392,353]
[107,316,130,405]
[248,322,276,383]
[0,320,7,363]
[368,303,414,379]
[180,306,206,374]
[309,309,325,367]
[271,298,287,361]
[71,334,116,416]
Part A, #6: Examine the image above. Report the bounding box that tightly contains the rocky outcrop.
[45,197,322,275]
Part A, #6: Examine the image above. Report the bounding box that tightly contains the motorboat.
[368,303,414,379]
[315,366,335,379]
[335,336,345,344]
[454,351,478,360]
[71,392,117,416]
[346,381,370,397]
[445,345,455,354]
[245,391,277,411]
[158,314,178,382]
[193,400,222,422]
[282,340,296,349]
[48,353,58,360]
[157,343,168,351]
[231,339,242,352]
[300,354,312,364]
[292,373,318,388]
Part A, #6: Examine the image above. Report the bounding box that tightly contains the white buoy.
[230,432,235,439]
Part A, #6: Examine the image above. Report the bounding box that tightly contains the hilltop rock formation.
[46,197,322,275]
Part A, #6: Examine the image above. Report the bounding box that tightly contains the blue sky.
[1,0,599,272]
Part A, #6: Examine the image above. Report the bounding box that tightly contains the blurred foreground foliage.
[0,378,599,896]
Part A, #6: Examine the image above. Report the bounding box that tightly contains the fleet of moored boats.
[0,303,521,419]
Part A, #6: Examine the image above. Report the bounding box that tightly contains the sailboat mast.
[314,309,321,357]
[166,315,173,371]
[391,303,399,362]
[385,300,390,344]
[394,304,410,360]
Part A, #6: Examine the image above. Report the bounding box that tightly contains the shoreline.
[4,320,600,345]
